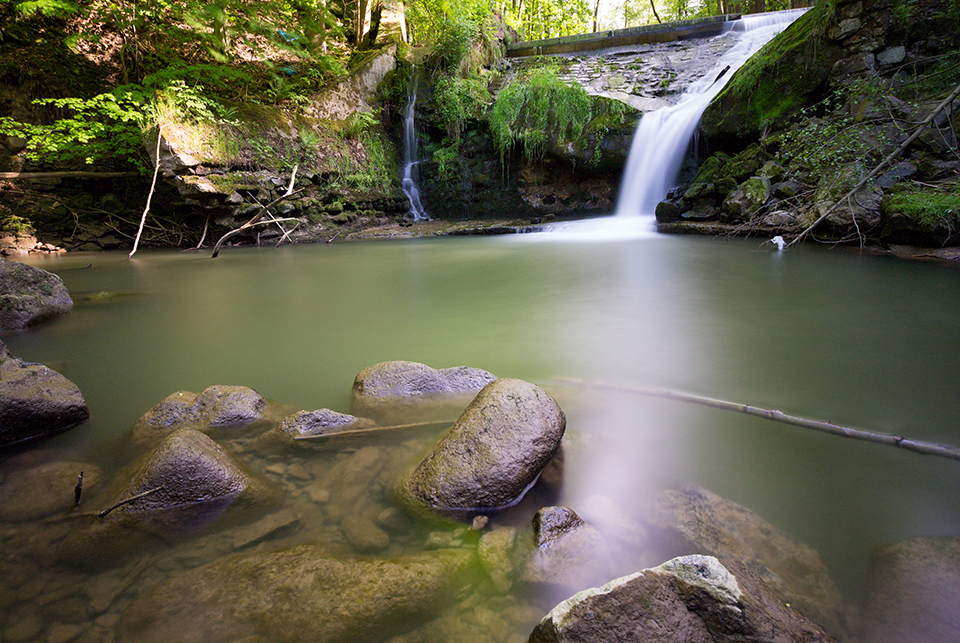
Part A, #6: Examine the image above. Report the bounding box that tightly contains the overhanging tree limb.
[787,81,960,248]
[550,377,960,462]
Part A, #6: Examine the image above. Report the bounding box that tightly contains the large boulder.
[352,360,497,420]
[863,537,960,643]
[0,259,72,333]
[400,378,565,520]
[116,544,472,643]
[648,485,852,640]
[0,341,89,447]
[132,385,267,440]
[529,554,836,643]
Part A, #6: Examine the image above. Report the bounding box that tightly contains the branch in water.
[549,377,960,462]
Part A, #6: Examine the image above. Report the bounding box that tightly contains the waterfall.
[401,68,428,221]
[615,8,808,220]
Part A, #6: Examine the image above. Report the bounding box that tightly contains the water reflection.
[4,236,960,641]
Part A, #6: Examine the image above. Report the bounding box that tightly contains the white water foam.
[532,8,807,242]
[401,69,429,221]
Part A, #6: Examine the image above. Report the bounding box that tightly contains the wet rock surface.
[352,360,497,420]
[528,554,836,643]
[132,385,267,439]
[0,259,72,333]
[0,340,89,447]
[400,378,565,519]
[648,485,853,640]
[117,544,472,643]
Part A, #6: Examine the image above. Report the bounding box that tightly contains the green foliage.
[434,74,489,141]
[8,0,77,16]
[504,0,591,41]
[885,186,960,228]
[489,67,592,164]
[342,110,377,139]
[0,87,149,169]
[433,142,460,180]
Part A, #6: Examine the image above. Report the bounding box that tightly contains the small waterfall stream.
[615,9,808,221]
[401,68,429,221]
[616,9,805,220]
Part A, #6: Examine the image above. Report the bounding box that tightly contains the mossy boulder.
[701,3,845,146]
[0,259,72,333]
[400,378,565,520]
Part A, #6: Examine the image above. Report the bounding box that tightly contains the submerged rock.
[351,360,497,420]
[113,427,257,532]
[117,544,472,643]
[132,385,267,439]
[528,554,836,643]
[648,485,852,639]
[0,459,99,521]
[863,536,960,643]
[0,259,72,333]
[0,340,89,447]
[400,378,565,520]
[276,408,373,438]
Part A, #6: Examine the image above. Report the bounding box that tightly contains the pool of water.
[4,232,960,641]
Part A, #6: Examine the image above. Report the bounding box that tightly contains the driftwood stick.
[211,165,302,258]
[99,487,162,517]
[292,419,452,441]
[550,377,960,462]
[788,81,960,248]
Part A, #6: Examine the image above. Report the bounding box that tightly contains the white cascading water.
[401,69,429,221]
[615,9,808,221]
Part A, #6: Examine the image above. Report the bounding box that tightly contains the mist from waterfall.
[401,68,429,221]
[615,9,808,221]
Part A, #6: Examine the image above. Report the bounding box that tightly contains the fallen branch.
[788,81,960,248]
[99,487,163,517]
[211,165,302,258]
[128,124,165,259]
[550,377,960,462]
[292,419,452,441]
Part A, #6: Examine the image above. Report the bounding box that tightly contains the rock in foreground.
[0,259,72,333]
[0,340,89,447]
[401,378,565,520]
[529,555,836,643]
[117,544,471,643]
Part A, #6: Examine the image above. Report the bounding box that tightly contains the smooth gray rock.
[401,378,565,519]
[528,555,836,643]
[863,537,960,643]
[520,506,614,593]
[116,544,471,643]
[0,259,72,333]
[0,341,89,447]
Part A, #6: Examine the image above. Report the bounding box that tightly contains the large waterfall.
[615,9,808,221]
[401,68,428,221]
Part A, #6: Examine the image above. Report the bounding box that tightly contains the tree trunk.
[649,0,662,23]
